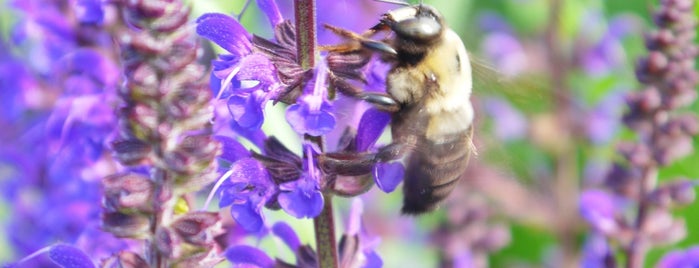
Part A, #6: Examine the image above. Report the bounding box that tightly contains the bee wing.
[470,55,549,104]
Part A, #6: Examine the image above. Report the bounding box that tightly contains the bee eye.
[392,17,441,42]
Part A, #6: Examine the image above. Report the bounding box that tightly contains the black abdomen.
[400,129,472,214]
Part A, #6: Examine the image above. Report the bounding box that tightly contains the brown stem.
[294,1,338,266]
[295,0,316,70]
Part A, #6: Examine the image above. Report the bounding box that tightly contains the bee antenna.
[373,0,410,6]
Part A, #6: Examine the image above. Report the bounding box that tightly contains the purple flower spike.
[224,245,274,268]
[373,162,404,193]
[579,190,621,234]
[286,60,335,136]
[49,244,95,268]
[355,107,391,151]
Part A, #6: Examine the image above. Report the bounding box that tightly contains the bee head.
[382,4,445,43]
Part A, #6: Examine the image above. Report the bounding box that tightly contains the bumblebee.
[322,3,474,214]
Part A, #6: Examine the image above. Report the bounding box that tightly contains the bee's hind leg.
[318,142,409,176]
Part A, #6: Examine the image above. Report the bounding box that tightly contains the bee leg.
[328,73,401,112]
[319,142,409,176]
[323,24,398,55]
[359,92,401,112]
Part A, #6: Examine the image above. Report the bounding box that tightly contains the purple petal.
[48,244,95,268]
[219,182,247,208]
[228,94,264,130]
[373,162,404,193]
[285,98,336,136]
[256,0,283,28]
[231,201,266,232]
[229,120,268,148]
[224,245,274,268]
[196,13,252,55]
[235,54,277,90]
[215,135,251,163]
[580,234,611,268]
[278,178,324,218]
[272,222,301,251]
[355,107,391,151]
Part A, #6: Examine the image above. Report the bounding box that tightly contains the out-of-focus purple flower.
[74,0,105,25]
[579,190,624,235]
[219,157,276,232]
[10,0,77,72]
[578,13,640,76]
[483,97,528,141]
[580,233,613,268]
[478,12,526,77]
[286,59,336,136]
[585,91,625,144]
[657,246,699,268]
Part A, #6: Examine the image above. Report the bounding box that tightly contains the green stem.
[314,192,339,268]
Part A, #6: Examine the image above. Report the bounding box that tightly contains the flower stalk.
[102,0,222,266]
[294,0,339,267]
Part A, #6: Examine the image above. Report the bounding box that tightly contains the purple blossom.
[219,157,276,232]
[585,90,625,144]
[277,145,324,218]
[580,233,613,268]
[285,59,336,136]
[578,13,640,76]
[197,11,283,133]
[74,0,104,25]
[483,97,528,141]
